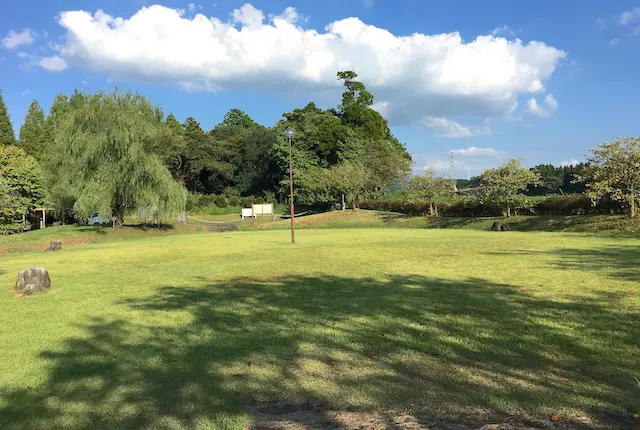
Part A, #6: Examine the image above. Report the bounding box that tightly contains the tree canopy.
[479,158,540,217]
[0,90,16,146]
[408,168,455,216]
[47,91,186,223]
[19,100,46,159]
[582,137,640,217]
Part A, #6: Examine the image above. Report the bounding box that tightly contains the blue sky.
[1,0,639,177]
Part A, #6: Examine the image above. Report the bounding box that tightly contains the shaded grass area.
[0,229,638,428]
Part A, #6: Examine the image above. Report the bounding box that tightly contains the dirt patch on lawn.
[248,400,631,429]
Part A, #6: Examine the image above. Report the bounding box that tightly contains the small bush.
[254,196,265,204]
[214,195,228,208]
[240,197,251,208]
[228,196,240,207]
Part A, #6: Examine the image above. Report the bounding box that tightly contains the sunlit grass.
[0,229,638,428]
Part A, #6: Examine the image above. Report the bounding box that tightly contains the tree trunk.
[631,192,636,218]
[434,203,439,217]
[429,202,434,216]
[506,205,511,218]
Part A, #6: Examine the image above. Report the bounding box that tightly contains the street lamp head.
[284,128,294,137]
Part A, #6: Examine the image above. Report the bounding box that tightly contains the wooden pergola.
[33,207,55,229]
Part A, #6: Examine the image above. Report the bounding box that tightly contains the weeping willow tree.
[48,91,186,224]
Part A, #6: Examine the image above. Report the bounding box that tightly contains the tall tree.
[582,137,640,217]
[0,177,24,234]
[479,158,540,217]
[163,113,187,184]
[180,117,234,194]
[42,94,69,149]
[221,108,257,129]
[19,100,46,158]
[0,145,44,232]
[47,91,186,224]
[0,90,16,146]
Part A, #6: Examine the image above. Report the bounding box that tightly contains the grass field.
[5,211,640,255]
[0,228,638,429]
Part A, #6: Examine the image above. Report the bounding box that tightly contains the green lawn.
[0,229,639,429]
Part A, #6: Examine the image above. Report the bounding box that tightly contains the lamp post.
[284,128,295,243]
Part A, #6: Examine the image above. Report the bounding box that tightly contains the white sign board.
[253,203,273,215]
[241,208,255,219]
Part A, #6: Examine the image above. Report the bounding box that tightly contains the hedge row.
[362,194,625,217]
[186,194,272,212]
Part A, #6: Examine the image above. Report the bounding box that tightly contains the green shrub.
[228,196,240,207]
[240,197,251,208]
[254,196,265,204]
[362,194,624,217]
[214,195,228,208]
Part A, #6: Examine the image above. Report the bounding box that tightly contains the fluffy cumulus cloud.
[526,94,558,118]
[421,117,491,138]
[39,55,68,71]
[2,28,36,50]
[47,4,566,127]
[560,158,579,167]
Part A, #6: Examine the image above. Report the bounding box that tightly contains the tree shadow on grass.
[487,244,640,283]
[0,275,638,429]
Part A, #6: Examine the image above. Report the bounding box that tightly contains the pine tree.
[19,100,46,158]
[0,90,16,146]
[42,94,69,151]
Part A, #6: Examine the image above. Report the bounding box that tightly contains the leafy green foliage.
[0,145,44,209]
[408,167,455,216]
[46,91,186,223]
[0,90,16,146]
[19,100,46,159]
[0,178,24,234]
[0,145,44,233]
[582,137,640,217]
[527,163,588,195]
[479,158,541,217]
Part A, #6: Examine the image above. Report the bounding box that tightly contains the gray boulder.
[45,240,62,252]
[16,267,51,295]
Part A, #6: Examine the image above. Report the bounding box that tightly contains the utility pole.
[284,129,295,243]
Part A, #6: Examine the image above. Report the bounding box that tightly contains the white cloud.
[526,94,558,118]
[422,117,473,138]
[2,28,36,50]
[49,4,566,126]
[609,38,621,47]
[422,117,492,138]
[619,7,640,25]
[39,55,68,71]
[560,158,579,167]
[188,3,196,12]
[449,147,505,157]
[363,0,374,7]
[491,25,516,38]
[634,26,640,36]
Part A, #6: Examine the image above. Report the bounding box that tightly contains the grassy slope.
[0,229,638,429]
[253,209,640,235]
[4,210,640,255]
[0,224,201,254]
